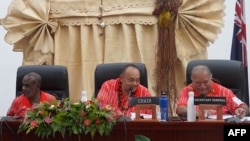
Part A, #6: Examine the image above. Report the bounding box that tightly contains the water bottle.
[187,91,196,121]
[81,91,88,102]
[159,90,168,121]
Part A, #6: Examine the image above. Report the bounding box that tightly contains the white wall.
[0,0,249,116]
[0,1,22,116]
[208,0,242,59]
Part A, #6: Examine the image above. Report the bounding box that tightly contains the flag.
[230,0,249,105]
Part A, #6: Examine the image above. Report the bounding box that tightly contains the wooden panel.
[1,120,249,141]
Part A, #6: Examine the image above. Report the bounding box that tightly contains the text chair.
[186,59,247,104]
[94,62,148,97]
[16,65,69,100]
[129,96,159,121]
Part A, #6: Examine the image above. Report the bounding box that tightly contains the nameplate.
[129,97,159,106]
[194,97,226,105]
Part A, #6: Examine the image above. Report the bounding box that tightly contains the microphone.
[118,87,133,122]
[127,87,133,110]
[200,93,205,97]
[128,88,132,97]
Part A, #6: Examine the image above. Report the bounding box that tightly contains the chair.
[16,65,69,100]
[186,59,247,104]
[94,62,148,97]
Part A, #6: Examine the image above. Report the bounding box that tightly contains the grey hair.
[190,65,212,80]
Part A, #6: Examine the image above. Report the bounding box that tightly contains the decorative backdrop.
[0,0,225,116]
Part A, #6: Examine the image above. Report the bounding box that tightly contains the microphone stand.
[199,93,209,118]
[118,88,132,122]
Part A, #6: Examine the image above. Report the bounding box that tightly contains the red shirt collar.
[115,78,121,91]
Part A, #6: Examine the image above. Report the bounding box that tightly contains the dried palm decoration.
[153,0,182,117]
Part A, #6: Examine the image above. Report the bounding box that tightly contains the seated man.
[97,64,152,118]
[176,65,249,119]
[7,72,56,118]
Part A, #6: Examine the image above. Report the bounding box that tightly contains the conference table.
[1,119,249,141]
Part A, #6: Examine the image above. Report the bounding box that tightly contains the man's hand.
[235,107,246,118]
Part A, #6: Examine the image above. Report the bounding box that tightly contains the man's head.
[191,65,213,96]
[120,64,140,95]
[22,72,42,98]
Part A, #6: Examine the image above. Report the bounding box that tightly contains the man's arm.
[176,105,187,117]
[177,105,201,120]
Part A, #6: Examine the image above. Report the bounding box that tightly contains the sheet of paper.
[208,114,250,121]
[240,116,250,121]
[140,114,152,119]
[207,114,233,120]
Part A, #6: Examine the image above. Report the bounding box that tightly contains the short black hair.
[24,72,42,87]
[121,64,140,74]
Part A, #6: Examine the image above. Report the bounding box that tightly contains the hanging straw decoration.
[153,0,182,117]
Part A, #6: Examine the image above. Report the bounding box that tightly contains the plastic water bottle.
[187,91,196,121]
[159,90,168,121]
[81,91,88,102]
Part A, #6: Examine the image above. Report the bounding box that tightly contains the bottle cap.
[82,91,87,95]
[161,90,167,95]
[188,91,194,96]
[81,91,87,102]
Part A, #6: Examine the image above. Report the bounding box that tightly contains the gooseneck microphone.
[118,87,133,122]
[120,88,133,141]
[200,93,205,97]
[124,88,132,117]
[128,88,132,97]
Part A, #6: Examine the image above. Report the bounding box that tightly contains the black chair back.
[94,62,148,97]
[186,59,247,104]
[16,65,69,100]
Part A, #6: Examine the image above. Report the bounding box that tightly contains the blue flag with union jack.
[230,0,249,105]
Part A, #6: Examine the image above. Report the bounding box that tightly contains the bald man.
[7,72,56,118]
[97,64,152,117]
[176,65,249,119]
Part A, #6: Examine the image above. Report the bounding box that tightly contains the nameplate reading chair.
[129,97,159,121]
[16,65,69,100]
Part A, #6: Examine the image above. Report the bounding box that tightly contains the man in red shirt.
[176,65,249,119]
[97,64,152,118]
[7,72,56,118]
